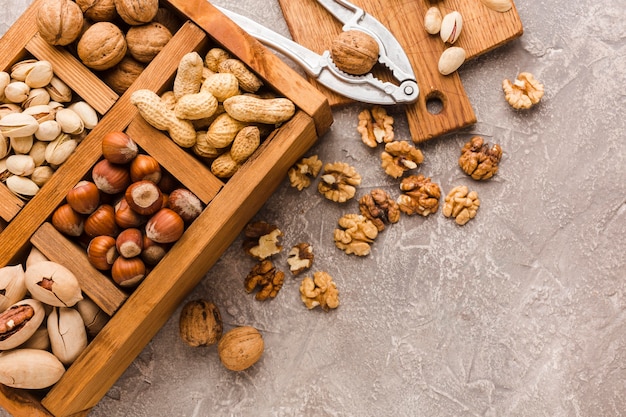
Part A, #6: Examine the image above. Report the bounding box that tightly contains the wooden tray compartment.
[0,1,333,416]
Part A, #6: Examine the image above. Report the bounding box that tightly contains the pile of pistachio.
[0,58,99,200]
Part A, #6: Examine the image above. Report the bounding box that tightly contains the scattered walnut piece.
[299,271,339,311]
[288,155,322,191]
[459,136,503,180]
[397,175,441,216]
[333,213,378,256]
[358,188,401,232]
[318,162,362,203]
[442,185,480,225]
[356,106,394,148]
[242,221,283,260]
[287,243,314,276]
[381,141,424,178]
[244,259,285,301]
[502,72,544,109]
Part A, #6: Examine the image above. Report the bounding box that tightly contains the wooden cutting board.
[277,0,523,142]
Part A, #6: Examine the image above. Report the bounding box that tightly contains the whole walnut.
[179,300,223,347]
[37,0,84,46]
[76,0,118,22]
[102,56,145,94]
[126,22,172,64]
[114,0,159,26]
[331,30,379,75]
[218,326,264,371]
[77,22,127,71]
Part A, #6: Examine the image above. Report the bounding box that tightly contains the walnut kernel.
[458,136,503,180]
[288,155,322,191]
[502,72,544,109]
[333,213,378,256]
[356,106,394,147]
[442,185,480,225]
[359,189,401,231]
[242,221,283,260]
[299,271,339,311]
[287,243,314,276]
[397,175,441,216]
[318,162,362,203]
[244,260,285,301]
[381,141,424,178]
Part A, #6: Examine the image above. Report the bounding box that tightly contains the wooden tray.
[277,0,523,142]
[0,1,332,416]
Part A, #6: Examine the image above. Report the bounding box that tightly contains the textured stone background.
[1,0,625,416]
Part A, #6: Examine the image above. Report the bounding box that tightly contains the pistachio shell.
[45,133,77,165]
[23,104,56,122]
[480,0,513,12]
[0,299,46,350]
[24,261,83,307]
[55,108,85,135]
[0,72,10,101]
[45,76,72,102]
[6,175,39,199]
[0,103,21,118]
[25,61,55,88]
[0,112,39,137]
[10,135,34,154]
[0,134,10,159]
[10,59,38,81]
[0,348,65,389]
[23,88,51,108]
[438,46,466,75]
[0,264,27,313]
[35,119,62,141]
[29,140,47,166]
[30,165,54,187]
[47,307,88,365]
[6,154,35,176]
[4,81,30,103]
[68,101,98,129]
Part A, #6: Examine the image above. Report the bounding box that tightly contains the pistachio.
[0,299,46,350]
[480,0,513,12]
[440,11,463,44]
[6,175,39,199]
[45,133,77,165]
[438,46,466,75]
[0,103,21,118]
[0,265,27,313]
[55,108,85,135]
[23,104,56,122]
[45,76,72,102]
[26,60,55,88]
[24,261,83,307]
[424,7,443,35]
[0,134,10,159]
[0,113,39,137]
[6,154,35,176]
[35,120,62,141]
[10,59,38,81]
[0,348,65,389]
[68,101,98,129]
[31,165,54,186]
[4,81,30,103]
[47,307,88,365]
[10,135,34,154]
[23,88,51,108]
[29,140,48,166]
[0,72,9,101]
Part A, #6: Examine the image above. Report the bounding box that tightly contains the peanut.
[223,95,295,125]
[201,72,240,102]
[206,113,247,149]
[218,59,263,93]
[193,131,221,159]
[173,52,203,100]
[160,90,177,110]
[130,89,197,148]
[204,47,230,72]
[211,151,240,178]
[230,126,260,163]
[174,91,218,120]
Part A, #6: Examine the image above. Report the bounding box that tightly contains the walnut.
[330,30,379,75]
[152,7,183,35]
[381,141,424,178]
[358,188,401,232]
[318,162,362,203]
[287,155,322,191]
[76,0,118,22]
[333,213,378,256]
[244,259,285,301]
[179,299,223,347]
[442,185,480,225]
[458,136,503,180]
[125,22,173,64]
[77,22,127,71]
[397,175,441,216]
[356,106,394,148]
[299,271,339,311]
[287,243,314,276]
[502,72,544,109]
[37,0,84,46]
[114,0,159,26]
[242,221,283,260]
[102,56,146,95]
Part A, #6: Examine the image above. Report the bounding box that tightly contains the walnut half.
[397,175,441,217]
[502,72,544,109]
[244,259,285,301]
[442,185,480,225]
[299,271,339,311]
[287,243,314,276]
[318,162,362,203]
[333,213,378,256]
[356,106,394,148]
[458,136,503,180]
[381,141,424,178]
[242,221,283,260]
[359,189,401,231]
[287,155,322,191]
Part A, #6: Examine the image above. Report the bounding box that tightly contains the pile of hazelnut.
[51,131,204,288]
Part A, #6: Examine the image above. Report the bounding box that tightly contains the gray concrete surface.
[1,0,625,416]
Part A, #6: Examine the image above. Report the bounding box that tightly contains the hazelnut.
[125,180,163,215]
[145,208,184,243]
[125,22,172,64]
[115,228,143,258]
[129,154,161,183]
[101,131,138,164]
[217,326,264,371]
[167,188,203,223]
[51,203,84,237]
[36,0,84,46]
[114,197,146,228]
[84,204,118,238]
[66,180,100,215]
[92,159,131,194]
[77,22,127,71]
[330,30,379,75]
[111,256,146,287]
[179,299,223,347]
[141,235,168,265]
[87,235,118,271]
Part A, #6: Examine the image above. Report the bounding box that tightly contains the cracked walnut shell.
[300,271,339,311]
[442,185,480,225]
[502,72,544,109]
[288,155,322,191]
[397,175,441,217]
[244,260,285,301]
[287,243,314,276]
[357,106,394,148]
[318,162,362,203]
[381,141,424,178]
[359,188,401,231]
[333,213,378,256]
[242,221,283,260]
[459,136,503,180]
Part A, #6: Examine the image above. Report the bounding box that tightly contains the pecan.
[0,305,34,341]
[359,188,401,231]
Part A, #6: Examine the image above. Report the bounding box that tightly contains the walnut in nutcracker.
[458,136,503,180]
[358,188,401,232]
[331,30,379,75]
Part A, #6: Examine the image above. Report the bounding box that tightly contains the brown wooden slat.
[0,0,40,71]
[30,222,127,317]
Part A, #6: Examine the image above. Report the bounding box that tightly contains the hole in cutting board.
[426,90,445,115]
